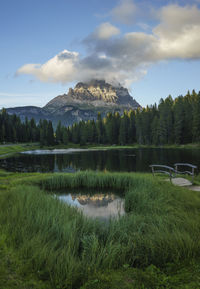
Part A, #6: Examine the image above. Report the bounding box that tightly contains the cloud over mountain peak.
[17,3,200,88]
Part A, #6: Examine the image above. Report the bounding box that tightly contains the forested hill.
[1,89,200,146]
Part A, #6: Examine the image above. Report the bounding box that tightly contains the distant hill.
[5,80,141,127]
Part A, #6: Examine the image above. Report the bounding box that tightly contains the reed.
[0,172,200,288]
[40,171,148,191]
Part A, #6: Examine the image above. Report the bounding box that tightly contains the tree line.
[56,89,200,145]
[1,89,200,146]
[0,109,54,145]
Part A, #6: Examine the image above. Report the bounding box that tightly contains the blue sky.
[1,0,200,108]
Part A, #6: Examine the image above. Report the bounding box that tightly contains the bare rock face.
[5,80,141,127]
[44,79,140,112]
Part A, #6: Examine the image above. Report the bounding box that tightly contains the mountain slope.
[44,80,139,113]
[6,80,141,127]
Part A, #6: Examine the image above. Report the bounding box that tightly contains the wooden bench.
[150,163,197,184]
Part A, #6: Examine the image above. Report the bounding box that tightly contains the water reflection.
[0,148,199,173]
[56,193,125,220]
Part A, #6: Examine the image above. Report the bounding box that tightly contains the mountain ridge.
[5,80,141,126]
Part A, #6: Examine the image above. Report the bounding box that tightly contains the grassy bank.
[0,143,92,158]
[90,143,200,150]
[0,143,41,158]
[0,171,200,288]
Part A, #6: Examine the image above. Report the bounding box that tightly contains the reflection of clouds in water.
[21,148,107,155]
[82,199,125,219]
[56,194,81,207]
[56,194,125,219]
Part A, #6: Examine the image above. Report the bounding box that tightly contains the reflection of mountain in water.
[57,193,125,220]
[71,193,116,206]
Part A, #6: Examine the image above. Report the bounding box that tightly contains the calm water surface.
[0,148,199,173]
[56,190,125,220]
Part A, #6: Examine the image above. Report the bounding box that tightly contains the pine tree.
[173,96,184,144]
[63,128,69,145]
[183,91,193,143]
[192,92,200,142]
[151,115,160,145]
[119,112,129,145]
[96,112,104,144]
[158,96,174,144]
[56,121,63,144]
[47,121,55,145]
[128,110,136,144]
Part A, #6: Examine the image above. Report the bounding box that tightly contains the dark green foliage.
[55,120,63,143]
[158,96,174,144]
[47,121,55,145]
[56,90,200,145]
[81,262,200,289]
[2,89,200,147]
[173,97,185,144]
[192,91,200,142]
[39,119,55,146]
[56,89,200,146]
[0,109,55,146]
[1,172,200,288]
[0,235,53,289]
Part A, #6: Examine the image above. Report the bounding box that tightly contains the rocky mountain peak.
[6,80,141,128]
[45,79,140,111]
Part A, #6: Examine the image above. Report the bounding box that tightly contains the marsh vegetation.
[1,171,200,288]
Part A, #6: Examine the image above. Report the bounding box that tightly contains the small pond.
[0,148,199,173]
[55,190,125,220]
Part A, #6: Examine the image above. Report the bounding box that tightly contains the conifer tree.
[56,120,63,144]
[47,121,55,145]
[192,92,200,142]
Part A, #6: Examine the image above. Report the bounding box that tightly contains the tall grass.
[0,172,200,288]
[40,171,146,191]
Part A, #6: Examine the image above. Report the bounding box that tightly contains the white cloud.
[17,4,200,88]
[17,50,79,83]
[94,22,120,39]
[111,0,138,25]
[154,4,200,59]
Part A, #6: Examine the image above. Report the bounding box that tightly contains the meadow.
[0,170,200,288]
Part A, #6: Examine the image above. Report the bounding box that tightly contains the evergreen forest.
[1,89,200,146]
[0,109,54,145]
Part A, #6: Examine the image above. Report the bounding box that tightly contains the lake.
[0,148,199,173]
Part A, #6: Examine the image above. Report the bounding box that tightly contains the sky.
[1,0,200,108]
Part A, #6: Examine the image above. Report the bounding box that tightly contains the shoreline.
[1,142,200,159]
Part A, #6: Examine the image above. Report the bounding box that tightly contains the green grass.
[90,142,200,150]
[0,234,53,289]
[1,171,200,288]
[81,262,200,289]
[0,143,41,158]
[0,143,92,159]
